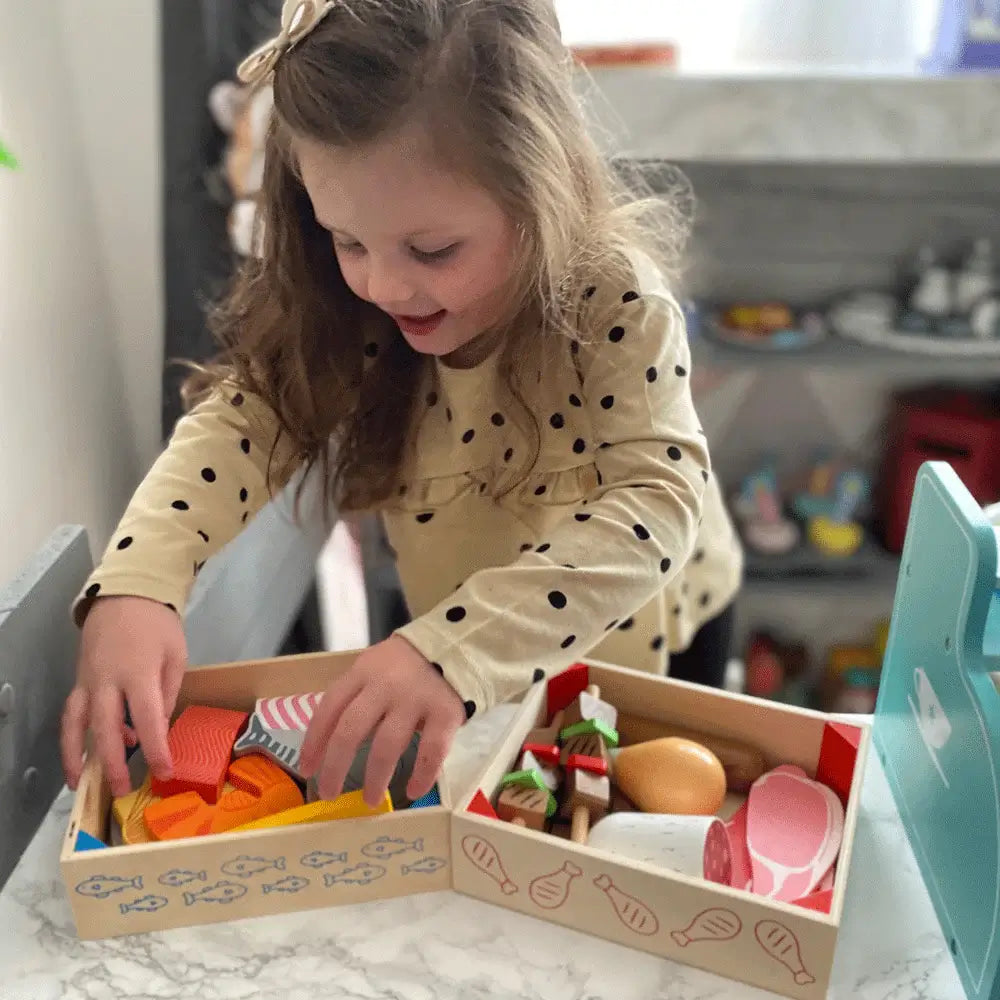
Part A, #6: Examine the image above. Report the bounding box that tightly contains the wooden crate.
[60,650,456,939]
[450,658,869,1000]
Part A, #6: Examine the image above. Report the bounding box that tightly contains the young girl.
[60,0,743,812]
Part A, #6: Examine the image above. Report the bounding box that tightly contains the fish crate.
[60,650,459,940]
[450,659,869,1000]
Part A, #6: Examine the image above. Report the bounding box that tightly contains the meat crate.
[450,659,869,1000]
[60,649,458,939]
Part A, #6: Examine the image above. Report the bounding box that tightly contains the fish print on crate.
[232,693,322,779]
[262,875,310,895]
[183,880,249,907]
[300,850,349,870]
[120,895,170,916]
[400,856,447,876]
[158,869,208,889]
[323,863,386,887]
[220,854,287,878]
[361,836,423,860]
[75,874,144,899]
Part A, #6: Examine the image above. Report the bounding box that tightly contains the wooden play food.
[610,737,727,815]
[588,812,733,885]
[615,713,766,792]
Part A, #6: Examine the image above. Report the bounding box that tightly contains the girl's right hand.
[61,596,188,798]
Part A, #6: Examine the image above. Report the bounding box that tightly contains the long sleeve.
[72,382,300,625]
[395,291,709,716]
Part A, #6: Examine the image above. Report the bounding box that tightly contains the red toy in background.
[879,386,1000,552]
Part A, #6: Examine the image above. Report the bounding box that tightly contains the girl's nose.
[365,257,415,309]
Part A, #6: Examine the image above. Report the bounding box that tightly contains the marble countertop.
[577,70,1000,164]
[0,706,966,1000]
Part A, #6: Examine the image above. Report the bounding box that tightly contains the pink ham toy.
[746,764,844,902]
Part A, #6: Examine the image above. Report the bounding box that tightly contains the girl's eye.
[412,243,459,263]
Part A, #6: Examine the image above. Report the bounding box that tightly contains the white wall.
[0,1,162,583]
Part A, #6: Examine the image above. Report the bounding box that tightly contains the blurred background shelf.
[743,537,901,586]
[691,332,1000,377]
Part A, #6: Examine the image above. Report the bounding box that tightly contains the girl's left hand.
[299,634,467,807]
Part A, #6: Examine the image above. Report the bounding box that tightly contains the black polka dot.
[570,341,580,356]
[86,583,101,599]
[633,524,650,541]
[491,412,505,427]
[364,342,378,358]
[660,557,672,573]
[197,530,210,543]
[561,635,576,649]
[562,563,576,569]
[479,482,487,494]
[618,617,635,630]
[622,291,639,303]
[427,391,438,406]
[464,700,477,720]
[241,511,249,523]
[675,365,687,377]
[117,536,133,551]
[520,543,532,552]
[572,438,586,454]
[693,549,705,563]
[651,635,664,652]
[583,285,597,299]
[240,438,251,454]
[575,513,591,522]
[231,392,244,406]
[536,543,551,553]
[446,407,452,422]
[504,448,514,462]
[596,471,603,487]
[431,662,444,675]
[172,500,189,511]
[699,592,711,608]
[416,512,434,524]
[600,395,615,410]
[239,487,248,503]
[165,603,176,612]
[606,619,618,631]
[194,560,205,576]
[462,429,475,444]
[201,467,217,483]
[667,446,682,461]
[446,606,467,623]
[399,485,408,496]
[569,393,582,407]
[608,326,625,343]
[550,413,565,429]
[702,469,710,482]
[673,604,682,615]
[534,485,547,496]
[548,591,567,610]
[532,668,545,683]
[646,367,658,383]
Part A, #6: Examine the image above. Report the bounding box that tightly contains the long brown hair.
[185,0,689,516]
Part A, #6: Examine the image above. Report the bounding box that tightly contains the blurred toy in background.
[207,79,273,257]
[730,459,800,555]
[0,139,16,169]
[829,239,1000,352]
[744,631,811,706]
[706,302,828,351]
[817,620,889,714]
[806,467,870,559]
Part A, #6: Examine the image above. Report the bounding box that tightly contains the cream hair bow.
[237,0,337,85]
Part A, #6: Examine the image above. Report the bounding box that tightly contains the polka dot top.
[71,267,743,718]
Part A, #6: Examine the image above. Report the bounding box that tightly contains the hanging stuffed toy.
[206,80,273,256]
[0,140,17,169]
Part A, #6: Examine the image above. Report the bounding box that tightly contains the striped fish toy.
[232,693,323,780]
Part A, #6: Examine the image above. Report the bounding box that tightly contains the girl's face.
[295,127,519,361]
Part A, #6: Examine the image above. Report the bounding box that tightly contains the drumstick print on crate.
[59,649,466,940]
[450,658,870,1000]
